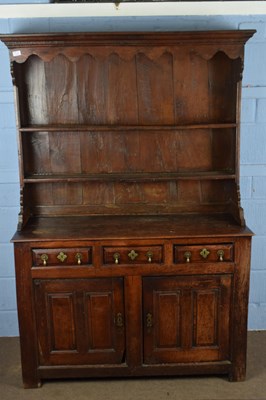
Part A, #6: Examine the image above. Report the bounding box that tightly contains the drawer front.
[174,243,234,264]
[103,246,163,265]
[32,248,92,267]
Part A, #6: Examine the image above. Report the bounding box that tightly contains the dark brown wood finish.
[143,275,232,363]
[230,237,252,381]
[14,244,40,388]
[0,30,255,387]
[34,278,125,366]
[0,30,254,228]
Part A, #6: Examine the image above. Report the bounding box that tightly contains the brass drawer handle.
[40,254,48,266]
[184,251,192,263]
[57,252,68,263]
[113,252,120,264]
[75,253,82,265]
[128,249,138,261]
[146,251,153,263]
[200,248,210,259]
[217,250,224,262]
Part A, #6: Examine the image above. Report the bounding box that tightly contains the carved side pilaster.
[17,187,30,231]
[229,183,246,227]
[17,187,24,231]
[10,60,17,86]
[235,57,244,83]
[236,183,246,227]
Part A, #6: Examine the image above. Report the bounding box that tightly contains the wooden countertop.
[12,213,253,242]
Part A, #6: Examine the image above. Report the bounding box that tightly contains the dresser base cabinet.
[0,30,255,387]
[13,220,252,388]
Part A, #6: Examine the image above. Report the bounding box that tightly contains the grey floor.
[0,332,266,400]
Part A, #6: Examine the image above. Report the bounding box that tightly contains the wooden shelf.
[24,171,236,183]
[19,123,237,133]
[11,214,252,243]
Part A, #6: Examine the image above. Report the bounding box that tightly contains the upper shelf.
[19,123,237,132]
[23,171,236,183]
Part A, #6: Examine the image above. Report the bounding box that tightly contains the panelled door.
[143,275,232,364]
[34,278,125,366]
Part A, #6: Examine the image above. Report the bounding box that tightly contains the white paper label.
[12,50,22,57]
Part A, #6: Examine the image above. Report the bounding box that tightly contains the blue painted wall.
[0,9,266,335]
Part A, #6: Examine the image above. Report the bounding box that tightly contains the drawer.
[103,246,163,265]
[174,243,234,264]
[32,248,92,267]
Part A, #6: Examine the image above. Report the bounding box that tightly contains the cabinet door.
[34,278,125,366]
[143,275,232,364]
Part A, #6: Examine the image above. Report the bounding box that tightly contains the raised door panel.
[34,278,125,366]
[193,289,219,347]
[143,275,232,364]
[48,293,77,352]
